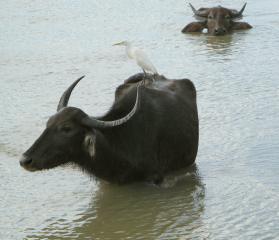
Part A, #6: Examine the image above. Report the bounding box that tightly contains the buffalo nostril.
[214,28,226,35]
[20,155,33,167]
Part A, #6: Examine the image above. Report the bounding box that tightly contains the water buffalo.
[182,3,252,35]
[20,73,199,184]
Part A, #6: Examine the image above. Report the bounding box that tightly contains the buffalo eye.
[60,125,73,134]
[208,15,213,20]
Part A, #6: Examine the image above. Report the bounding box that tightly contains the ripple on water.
[1,0,279,239]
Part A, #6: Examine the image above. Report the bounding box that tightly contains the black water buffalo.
[20,73,199,184]
[182,3,252,35]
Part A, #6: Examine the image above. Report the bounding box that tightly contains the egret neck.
[125,42,135,59]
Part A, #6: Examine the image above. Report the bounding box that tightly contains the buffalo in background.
[20,74,199,184]
[182,3,252,35]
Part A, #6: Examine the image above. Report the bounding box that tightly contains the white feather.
[114,41,158,74]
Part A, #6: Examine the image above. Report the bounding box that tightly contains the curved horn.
[82,83,142,129]
[57,76,85,112]
[189,3,198,15]
[189,3,209,19]
[231,3,247,19]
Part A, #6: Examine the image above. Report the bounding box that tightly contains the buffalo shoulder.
[232,22,253,30]
[182,22,205,33]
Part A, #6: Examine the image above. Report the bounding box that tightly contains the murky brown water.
[1,0,279,239]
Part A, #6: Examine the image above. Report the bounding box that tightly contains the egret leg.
[142,69,147,78]
[152,73,156,82]
[142,69,147,85]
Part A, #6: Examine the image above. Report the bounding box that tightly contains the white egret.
[113,41,158,79]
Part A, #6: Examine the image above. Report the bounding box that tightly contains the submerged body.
[20,73,199,184]
[182,3,252,36]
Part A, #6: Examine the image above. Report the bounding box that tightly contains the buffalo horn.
[231,3,247,19]
[189,3,209,19]
[57,76,85,111]
[82,84,142,129]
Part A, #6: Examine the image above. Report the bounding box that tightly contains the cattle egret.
[113,41,158,78]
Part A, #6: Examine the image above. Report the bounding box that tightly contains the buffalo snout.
[214,27,227,36]
[20,155,36,171]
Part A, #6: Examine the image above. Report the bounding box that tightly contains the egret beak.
[113,41,125,46]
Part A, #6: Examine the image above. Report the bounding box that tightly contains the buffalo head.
[20,76,141,172]
[182,3,252,35]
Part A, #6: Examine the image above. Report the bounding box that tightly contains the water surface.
[1,0,279,239]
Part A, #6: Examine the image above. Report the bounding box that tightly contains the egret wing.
[134,48,158,74]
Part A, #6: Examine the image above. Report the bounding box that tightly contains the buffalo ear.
[182,22,206,33]
[84,133,96,157]
[232,22,252,30]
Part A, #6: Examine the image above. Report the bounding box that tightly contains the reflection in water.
[203,31,251,56]
[25,165,206,240]
[205,34,234,52]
